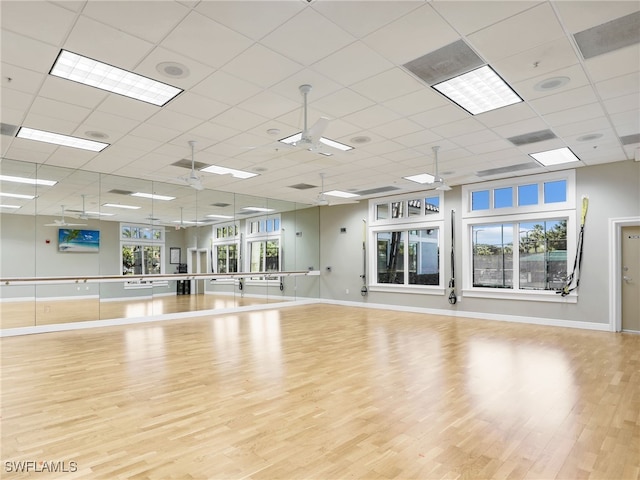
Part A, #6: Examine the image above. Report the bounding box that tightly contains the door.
[188,248,208,294]
[197,250,207,294]
[621,226,640,332]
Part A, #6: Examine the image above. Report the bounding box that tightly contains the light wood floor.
[1,304,639,479]
[0,294,287,329]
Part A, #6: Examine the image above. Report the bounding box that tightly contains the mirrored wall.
[0,159,320,330]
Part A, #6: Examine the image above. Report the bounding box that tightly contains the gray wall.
[317,161,640,326]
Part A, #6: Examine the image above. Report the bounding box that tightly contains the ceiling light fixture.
[16,127,109,152]
[201,165,258,179]
[404,173,436,185]
[0,192,37,200]
[206,214,234,219]
[432,65,522,115]
[323,190,360,199]
[279,132,353,152]
[0,174,57,186]
[102,203,141,210]
[530,147,581,166]
[0,204,20,209]
[243,207,275,212]
[131,192,175,201]
[50,50,183,106]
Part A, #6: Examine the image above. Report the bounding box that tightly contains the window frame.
[461,171,577,303]
[119,223,166,287]
[211,222,240,282]
[244,214,282,282]
[368,192,445,295]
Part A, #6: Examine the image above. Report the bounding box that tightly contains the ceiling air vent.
[172,158,208,171]
[403,39,484,86]
[476,163,538,177]
[507,129,557,146]
[1,123,19,136]
[574,11,640,60]
[620,133,640,145]
[289,183,317,190]
[108,189,135,195]
[354,186,401,196]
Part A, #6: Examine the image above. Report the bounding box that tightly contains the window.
[370,193,444,293]
[245,215,281,279]
[212,223,239,274]
[462,171,576,302]
[120,224,164,275]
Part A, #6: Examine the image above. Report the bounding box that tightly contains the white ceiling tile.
[22,112,79,135]
[237,90,301,120]
[129,122,182,143]
[542,103,607,128]
[43,148,97,170]
[603,93,640,116]
[97,95,159,122]
[312,89,375,118]
[343,105,401,130]
[382,87,449,117]
[261,8,355,66]
[81,110,141,136]
[270,70,343,104]
[475,103,538,128]
[431,1,539,36]
[494,37,580,85]
[431,117,486,139]
[38,75,108,109]
[583,45,640,83]
[351,68,424,103]
[135,47,216,90]
[492,116,551,139]
[146,109,203,133]
[363,4,460,64]
[165,92,229,121]
[1,63,46,97]
[465,138,515,155]
[596,72,640,101]
[410,104,468,129]
[1,1,76,46]
[449,128,503,148]
[195,1,304,41]
[63,16,154,70]
[394,129,444,148]
[191,70,262,105]
[189,122,242,147]
[529,85,598,115]
[468,3,565,62]
[1,31,59,72]
[313,1,421,39]
[549,117,612,138]
[211,108,269,132]
[370,118,423,139]
[514,63,591,101]
[1,88,34,113]
[222,44,303,88]
[609,111,640,136]
[553,1,640,33]
[311,41,393,87]
[29,97,91,124]
[162,11,253,69]
[82,1,189,44]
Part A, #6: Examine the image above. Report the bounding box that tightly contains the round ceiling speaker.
[156,62,190,79]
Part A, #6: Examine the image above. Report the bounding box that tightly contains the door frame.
[609,216,640,332]
[187,247,209,294]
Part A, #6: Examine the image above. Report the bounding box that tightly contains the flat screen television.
[58,229,100,253]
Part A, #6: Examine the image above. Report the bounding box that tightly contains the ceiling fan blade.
[306,117,329,143]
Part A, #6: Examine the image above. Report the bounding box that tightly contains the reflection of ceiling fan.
[280,85,348,156]
[316,173,329,206]
[44,205,87,227]
[178,140,204,190]
[432,146,452,191]
[175,207,186,230]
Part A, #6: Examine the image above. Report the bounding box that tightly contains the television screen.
[58,229,100,253]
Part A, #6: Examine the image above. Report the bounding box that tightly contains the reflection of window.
[245,215,281,279]
[120,224,164,275]
[212,223,239,274]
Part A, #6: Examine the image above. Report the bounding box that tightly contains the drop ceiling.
[1,0,638,225]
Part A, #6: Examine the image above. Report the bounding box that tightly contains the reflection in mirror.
[0,159,320,330]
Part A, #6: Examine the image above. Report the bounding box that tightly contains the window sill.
[369,285,445,295]
[462,288,577,303]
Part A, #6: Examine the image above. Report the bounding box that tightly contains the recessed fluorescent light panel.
[200,165,258,179]
[0,192,37,199]
[50,50,182,106]
[432,65,522,115]
[530,147,581,166]
[279,133,353,152]
[85,211,115,217]
[324,190,360,199]
[0,204,20,209]
[243,207,275,212]
[102,203,141,210]
[130,192,175,201]
[0,174,57,186]
[16,127,109,152]
[206,214,234,219]
[404,173,436,184]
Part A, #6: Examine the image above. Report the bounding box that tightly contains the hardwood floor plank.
[1,304,639,479]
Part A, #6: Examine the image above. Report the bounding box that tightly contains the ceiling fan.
[175,207,187,230]
[280,84,339,155]
[432,146,452,191]
[44,205,88,227]
[178,140,204,191]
